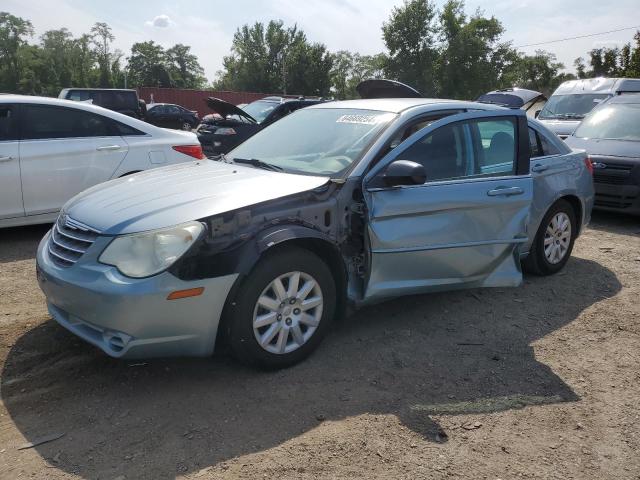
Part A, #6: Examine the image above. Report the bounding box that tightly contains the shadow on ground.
[0,253,621,479]
[0,224,50,263]
[588,211,640,237]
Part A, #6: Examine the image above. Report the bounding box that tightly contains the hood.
[63,161,329,235]
[476,88,546,109]
[564,136,640,159]
[205,97,256,123]
[537,119,581,136]
[356,79,422,99]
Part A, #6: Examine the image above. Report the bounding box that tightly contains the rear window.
[574,103,640,141]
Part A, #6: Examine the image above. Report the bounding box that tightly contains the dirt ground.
[0,213,639,480]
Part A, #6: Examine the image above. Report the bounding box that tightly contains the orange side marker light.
[167,287,205,300]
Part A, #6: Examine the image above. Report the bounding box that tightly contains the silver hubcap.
[253,271,323,355]
[182,122,191,130]
[544,212,572,264]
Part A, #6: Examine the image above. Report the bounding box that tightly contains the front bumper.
[36,230,238,359]
[593,162,640,215]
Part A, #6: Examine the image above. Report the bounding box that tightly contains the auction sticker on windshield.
[336,114,385,125]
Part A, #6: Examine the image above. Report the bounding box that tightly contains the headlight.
[99,222,204,278]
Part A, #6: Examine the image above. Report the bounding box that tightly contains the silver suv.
[538,78,640,139]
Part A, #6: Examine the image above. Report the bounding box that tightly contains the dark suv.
[59,88,146,119]
[196,96,324,156]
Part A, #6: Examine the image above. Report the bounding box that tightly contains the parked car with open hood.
[0,95,205,228]
[145,103,199,131]
[565,93,640,214]
[36,98,593,368]
[477,88,547,118]
[196,96,325,156]
[538,78,640,139]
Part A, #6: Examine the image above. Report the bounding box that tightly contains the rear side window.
[0,106,18,141]
[21,105,115,140]
[113,120,146,136]
[539,132,561,156]
[529,128,542,157]
[529,127,561,157]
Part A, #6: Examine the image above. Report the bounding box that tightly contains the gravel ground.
[0,213,639,480]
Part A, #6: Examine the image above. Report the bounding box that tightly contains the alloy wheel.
[544,212,572,264]
[252,271,323,355]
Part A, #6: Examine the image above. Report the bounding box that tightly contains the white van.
[538,78,640,139]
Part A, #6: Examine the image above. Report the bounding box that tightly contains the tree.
[0,12,34,92]
[330,51,386,99]
[437,1,517,99]
[91,22,114,87]
[504,50,571,95]
[127,41,172,87]
[574,57,587,79]
[215,21,333,96]
[39,28,75,95]
[382,0,439,96]
[166,44,206,89]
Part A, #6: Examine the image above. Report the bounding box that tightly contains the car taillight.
[584,156,594,175]
[173,145,205,159]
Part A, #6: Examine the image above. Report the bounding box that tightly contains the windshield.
[227,108,396,176]
[242,100,279,123]
[539,94,609,120]
[574,103,640,141]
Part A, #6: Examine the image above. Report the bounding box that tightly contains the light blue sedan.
[36,98,594,369]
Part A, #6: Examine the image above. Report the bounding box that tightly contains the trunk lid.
[356,79,422,99]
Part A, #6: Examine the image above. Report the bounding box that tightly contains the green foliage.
[214,21,333,96]
[1,7,639,100]
[0,13,206,95]
[382,0,439,96]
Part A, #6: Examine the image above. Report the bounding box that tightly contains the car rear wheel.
[523,199,577,276]
[181,122,192,131]
[225,247,336,369]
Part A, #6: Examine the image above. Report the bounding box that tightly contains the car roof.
[607,93,640,104]
[552,77,640,95]
[0,94,156,131]
[61,88,138,93]
[309,98,506,113]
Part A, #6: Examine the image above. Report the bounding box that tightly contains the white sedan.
[0,95,206,228]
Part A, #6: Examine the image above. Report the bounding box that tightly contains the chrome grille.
[48,215,100,267]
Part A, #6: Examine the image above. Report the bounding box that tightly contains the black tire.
[523,199,577,276]
[225,247,336,369]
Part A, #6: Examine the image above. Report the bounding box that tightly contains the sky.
[3,0,640,81]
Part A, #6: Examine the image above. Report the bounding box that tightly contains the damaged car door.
[362,110,533,302]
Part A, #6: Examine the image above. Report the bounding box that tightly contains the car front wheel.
[225,247,336,369]
[524,199,577,276]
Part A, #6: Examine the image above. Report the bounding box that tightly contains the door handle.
[0,155,13,162]
[96,145,122,151]
[487,186,524,197]
[531,163,549,173]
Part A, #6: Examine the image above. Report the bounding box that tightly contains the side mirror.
[534,110,541,118]
[383,160,426,187]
